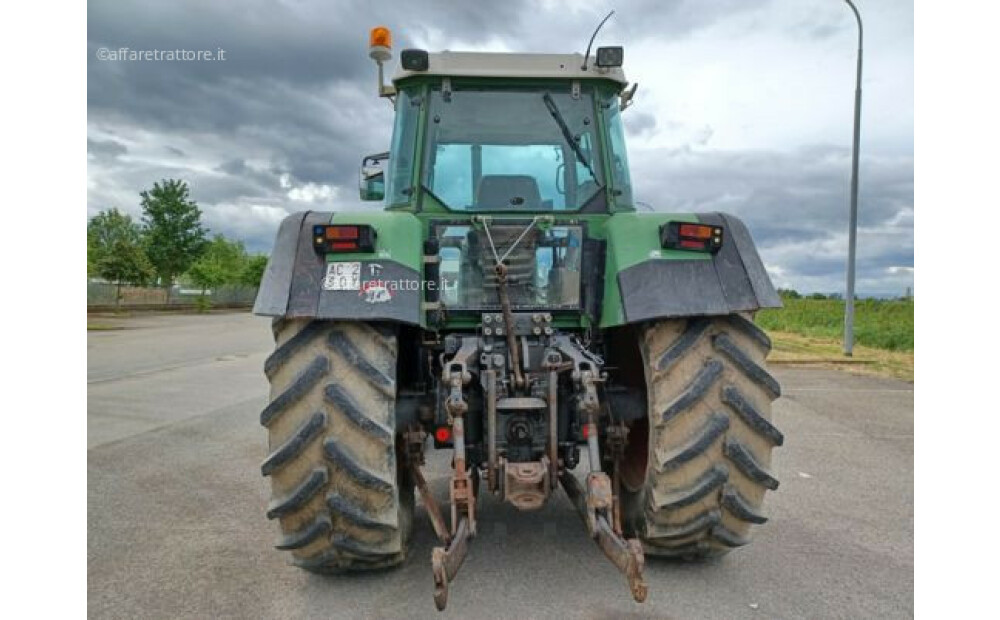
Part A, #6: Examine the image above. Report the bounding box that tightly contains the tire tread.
[261,320,411,573]
[626,316,782,559]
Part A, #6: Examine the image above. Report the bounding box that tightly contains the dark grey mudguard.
[253,211,422,325]
[616,213,781,323]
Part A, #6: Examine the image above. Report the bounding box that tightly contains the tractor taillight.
[660,221,723,254]
[678,224,714,240]
[326,226,359,240]
[313,224,377,254]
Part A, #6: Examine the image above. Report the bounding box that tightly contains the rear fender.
[600,212,781,327]
[253,211,424,326]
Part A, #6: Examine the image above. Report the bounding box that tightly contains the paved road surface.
[88,312,913,619]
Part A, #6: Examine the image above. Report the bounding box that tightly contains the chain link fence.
[88,280,258,309]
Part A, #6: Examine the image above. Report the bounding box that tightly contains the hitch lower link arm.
[560,368,648,604]
[428,340,478,611]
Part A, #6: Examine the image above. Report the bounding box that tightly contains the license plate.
[323,262,360,291]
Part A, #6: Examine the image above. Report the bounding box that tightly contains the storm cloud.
[88,0,913,295]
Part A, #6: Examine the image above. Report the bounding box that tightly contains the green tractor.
[254,25,783,610]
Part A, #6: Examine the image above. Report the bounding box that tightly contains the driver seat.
[475,175,541,210]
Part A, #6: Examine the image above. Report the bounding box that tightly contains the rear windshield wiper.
[542,93,600,184]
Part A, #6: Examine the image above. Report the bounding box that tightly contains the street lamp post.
[843,0,863,356]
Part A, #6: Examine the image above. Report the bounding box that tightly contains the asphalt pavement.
[88,311,913,619]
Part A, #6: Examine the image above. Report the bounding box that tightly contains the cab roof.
[391,51,628,87]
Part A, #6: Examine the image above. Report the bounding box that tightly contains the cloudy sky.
[87,0,913,296]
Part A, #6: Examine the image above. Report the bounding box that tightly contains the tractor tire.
[620,315,783,559]
[260,318,413,572]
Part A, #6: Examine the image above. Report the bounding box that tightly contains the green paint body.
[324,211,423,270]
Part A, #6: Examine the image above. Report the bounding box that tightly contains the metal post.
[843,0,863,356]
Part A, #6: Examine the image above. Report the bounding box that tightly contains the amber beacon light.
[369,26,392,61]
[369,26,395,97]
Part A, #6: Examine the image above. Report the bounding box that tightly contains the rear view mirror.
[360,151,389,201]
[360,171,384,201]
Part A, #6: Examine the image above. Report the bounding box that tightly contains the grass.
[756,298,913,352]
[767,331,914,381]
[755,298,914,381]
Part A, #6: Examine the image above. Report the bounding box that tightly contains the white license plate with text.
[323,262,360,291]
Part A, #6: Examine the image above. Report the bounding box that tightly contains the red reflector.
[434,427,452,443]
[582,424,590,439]
[326,226,359,240]
[330,241,359,251]
[679,239,706,250]
[679,224,713,240]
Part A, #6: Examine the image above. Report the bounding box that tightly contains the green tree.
[140,179,208,291]
[87,227,99,277]
[186,235,249,308]
[89,208,141,259]
[240,254,269,287]
[87,209,155,307]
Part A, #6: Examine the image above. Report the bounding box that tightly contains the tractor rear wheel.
[261,318,413,572]
[620,315,783,559]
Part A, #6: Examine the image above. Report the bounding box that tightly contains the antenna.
[581,10,615,70]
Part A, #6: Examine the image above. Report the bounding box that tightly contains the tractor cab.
[362,28,638,216]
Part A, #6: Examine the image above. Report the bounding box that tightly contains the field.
[757,297,914,351]
[756,298,914,380]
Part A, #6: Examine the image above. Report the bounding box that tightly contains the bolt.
[543,313,552,322]
[533,326,542,335]
[484,315,493,324]
[544,326,553,336]
[484,327,493,336]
